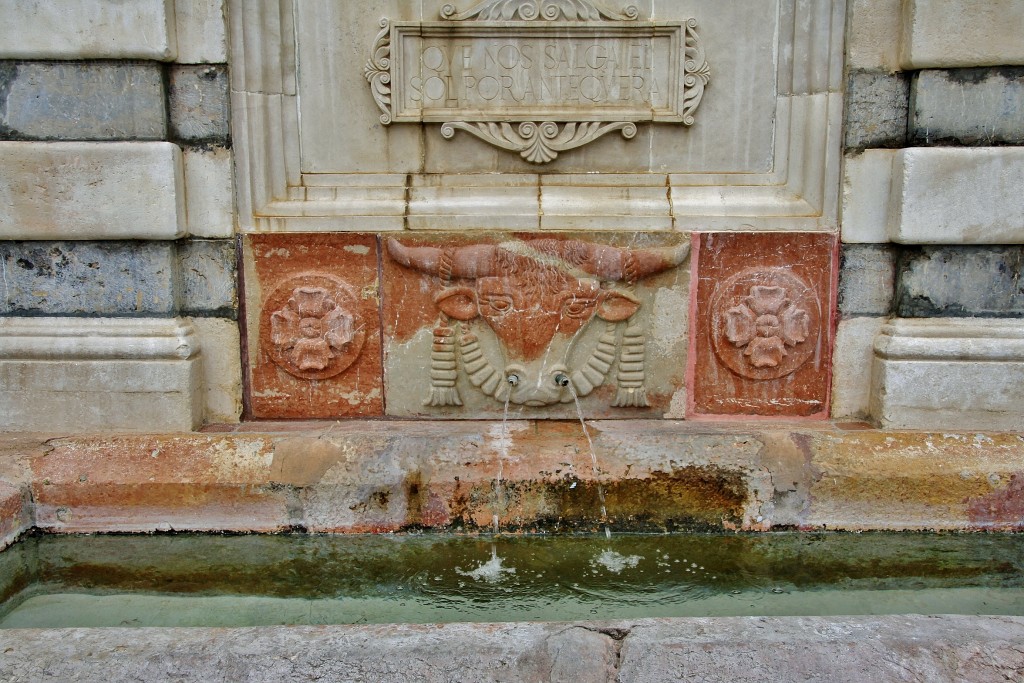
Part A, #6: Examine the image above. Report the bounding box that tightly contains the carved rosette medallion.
[262,274,367,381]
[364,0,710,163]
[710,269,821,381]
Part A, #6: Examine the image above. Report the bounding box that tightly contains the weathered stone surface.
[896,246,1024,317]
[179,239,237,317]
[184,147,234,238]
[831,317,887,420]
[243,234,384,419]
[846,0,903,71]
[0,0,176,60]
[841,149,897,244]
[689,232,837,418]
[911,68,1024,145]
[174,0,227,64]
[839,245,896,317]
[0,480,28,550]
[0,62,165,141]
[845,70,910,149]
[0,141,185,240]
[0,317,202,433]
[190,317,242,424]
[901,0,1024,69]
[169,64,230,144]
[618,616,1024,682]
[0,241,177,316]
[889,147,1024,244]
[871,318,1024,431]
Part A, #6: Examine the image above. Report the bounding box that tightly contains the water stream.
[559,374,611,540]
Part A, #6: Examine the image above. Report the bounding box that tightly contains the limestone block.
[846,0,903,71]
[190,317,242,424]
[839,245,896,316]
[844,70,909,149]
[870,318,1024,430]
[174,0,227,64]
[0,317,203,432]
[901,0,1024,69]
[0,481,29,550]
[911,68,1024,146]
[184,147,234,238]
[0,241,177,316]
[178,239,237,317]
[0,142,185,240]
[895,246,1024,317]
[841,149,896,244]
[0,62,166,141]
[888,147,1024,244]
[169,65,230,144]
[0,0,176,60]
[830,317,886,420]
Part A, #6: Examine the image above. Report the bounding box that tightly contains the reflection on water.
[1,531,1023,628]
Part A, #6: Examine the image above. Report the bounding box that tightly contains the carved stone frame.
[228,0,844,232]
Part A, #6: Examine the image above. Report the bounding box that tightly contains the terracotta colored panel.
[381,232,692,419]
[243,234,383,418]
[688,232,838,418]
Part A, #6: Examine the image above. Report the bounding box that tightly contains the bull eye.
[563,298,595,318]
[484,296,513,315]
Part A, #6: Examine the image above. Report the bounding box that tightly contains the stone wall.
[0,0,1022,431]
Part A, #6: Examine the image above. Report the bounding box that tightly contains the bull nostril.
[506,374,520,386]
[554,373,570,388]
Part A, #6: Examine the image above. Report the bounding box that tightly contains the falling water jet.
[493,373,518,535]
[556,373,611,540]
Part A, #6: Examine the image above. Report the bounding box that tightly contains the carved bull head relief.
[388,237,690,408]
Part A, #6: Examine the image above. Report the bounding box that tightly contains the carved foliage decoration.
[363,3,709,163]
[387,238,690,408]
[264,274,367,380]
[710,269,820,381]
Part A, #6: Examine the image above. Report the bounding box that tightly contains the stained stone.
[844,70,910,149]
[838,245,896,317]
[169,64,230,145]
[896,246,1024,318]
[0,62,165,141]
[178,239,237,317]
[0,241,177,316]
[911,67,1024,145]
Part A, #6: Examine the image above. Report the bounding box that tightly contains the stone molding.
[0,142,186,240]
[0,317,203,433]
[871,318,1024,430]
[228,0,845,232]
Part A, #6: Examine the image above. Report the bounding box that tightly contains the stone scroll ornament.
[387,238,690,408]
[262,274,367,381]
[710,269,821,381]
[363,0,710,163]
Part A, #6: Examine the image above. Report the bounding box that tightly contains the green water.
[1,532,1022,628]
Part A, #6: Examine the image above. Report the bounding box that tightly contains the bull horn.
[386,239,501,279]
[581,241,692,283]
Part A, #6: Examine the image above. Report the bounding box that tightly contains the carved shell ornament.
[710,269,821,381]
[364,0,710,163]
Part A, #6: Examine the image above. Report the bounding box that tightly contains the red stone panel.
[688,232,838,418]
[243,234,383,418]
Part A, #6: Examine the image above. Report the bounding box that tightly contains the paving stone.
[169,64,230,145]
[0,0,176,60]
[178,239,237,317]
[901,0,1024,69]
[0,241,177,316]
[911,67,1024,145]
[839,244,896,317]
[896,246,1024,318]
[0,62,165,141]
[845,70,909,149]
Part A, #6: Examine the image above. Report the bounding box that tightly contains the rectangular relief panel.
[230,0,845,232]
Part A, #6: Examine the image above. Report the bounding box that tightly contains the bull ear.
[597,290,641,322]
[434,287,479,321]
